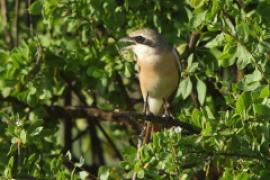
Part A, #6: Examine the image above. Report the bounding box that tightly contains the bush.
[0,0,270,179]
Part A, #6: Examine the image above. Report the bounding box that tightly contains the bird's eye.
[134,36,145,44]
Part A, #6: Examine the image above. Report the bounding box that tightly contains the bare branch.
[63,89,72,153]
[47,106,200,134]
[0,0,13,47]
[188,32,200,51]
[0,95,199,134]
[15,0,20,46]
[25,0,33,35]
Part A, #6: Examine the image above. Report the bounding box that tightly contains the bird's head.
[119,28,170,59]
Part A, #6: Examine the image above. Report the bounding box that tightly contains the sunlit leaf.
[196,77,207,105]
[177,77,193,99]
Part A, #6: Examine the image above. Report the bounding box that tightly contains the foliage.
[0,0,270,179]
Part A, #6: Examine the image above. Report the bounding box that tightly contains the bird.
[119,28,180,143]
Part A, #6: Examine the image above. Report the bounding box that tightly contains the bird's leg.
[132,93,150,180]
[142,93,152,144]
[143,93,150,116]
[162,98,175,119]
[141,93,150,136]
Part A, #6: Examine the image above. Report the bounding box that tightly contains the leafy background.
[0,0,270,179]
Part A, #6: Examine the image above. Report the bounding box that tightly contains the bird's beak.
[119,37,135,43]
[118,37,136,52]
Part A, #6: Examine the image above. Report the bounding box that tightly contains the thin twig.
[63,89,72,153]
[97,122,123,160]
[72,128,89,142]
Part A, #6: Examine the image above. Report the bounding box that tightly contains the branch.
[188,32,200,51]
[15,0,20,47]
[63,89,72,153]
[0,0,13,47]
[46,106,200,134]
[25,0,33,35]
[0,95,199,134]
[97,122,123,160]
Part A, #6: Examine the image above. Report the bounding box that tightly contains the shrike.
[120,28,180,143]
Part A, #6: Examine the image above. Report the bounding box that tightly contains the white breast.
[132,44,157,60]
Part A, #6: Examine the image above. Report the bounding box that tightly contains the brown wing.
[168,47,181,101]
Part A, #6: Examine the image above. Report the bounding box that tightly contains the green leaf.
[188,62,199,73]
[191,108,202,127]
[98,166,110,180]
[260,86,270,98]
[238,69,262,91]
[124,62,133,78]
[219,44,237,67]
[27,86,37,106]
[39,89,52,100]
[235,92,252,115]
[187,0,206,9]
[29,0,43,15]
[224,17,235,35]
[253,104,270,118]
[187,54,198,73]
[191,10,207,28]
[187,53,194,68]
[4,156,14,177]
[205,33,224,48]
[205,106,215,119]
[0,49,9,63]
[236,43,252,69]
[235,172,249,180]
[2,87,12,97]
[177,77,193,99]
[137,169,144,179]
[220,168,233,180]
[196,78,207,105]
[20,130,27,144]
[87,67,105,78]
[31,127,43,136]
[79,171,89,180]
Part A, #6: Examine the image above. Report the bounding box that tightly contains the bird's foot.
[162,98,175,119]
[162,112,176,120]
[162,99,175,119]
[140,125,146,137]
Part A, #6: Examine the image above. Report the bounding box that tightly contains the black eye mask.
[131,36,154,46]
